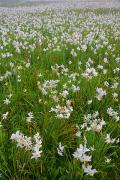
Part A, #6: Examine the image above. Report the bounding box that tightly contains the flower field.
[0,2,120,179]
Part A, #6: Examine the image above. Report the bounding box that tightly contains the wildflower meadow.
[0,1,120,179]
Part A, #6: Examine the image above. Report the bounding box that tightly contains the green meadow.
[0,7,120,180]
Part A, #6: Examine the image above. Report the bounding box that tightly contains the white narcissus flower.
[38,73,42,77]
[90,146,95,151]
[71,49,77,57]
[81,44,87,52]
[73,144,91,162]
[105,134,116,144]
[81,112,106,133]
[2,112,9,120]
[112,93,118,98]
[107,107,118,117]
[103,58,108,63]
[26,112,34,123]
[87,99,92,105]
[31,148,42,160]
[3,98,11,105]
[103,69,107,74]
[25,62,30,68]
[116,138,120,144]
[57,142,64,156]
[107,107,119,122]
[71,85,80,92]
[81,154,92,162]
[82,67,98,79]
[97,64,103,70]
[105,157,111,163]
[50,100,73,119]
[76,131,81,137]
[96,87,106,101]
[82,164,97,176]
[60,90,69,98]
[91,118,106,133]
[31,133,42,160]
[104,81,109,87]
[111,82,118,89]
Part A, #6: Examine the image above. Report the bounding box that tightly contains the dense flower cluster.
[11,131,42,160]
[81,112,106,133]
[73,140,97,176]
